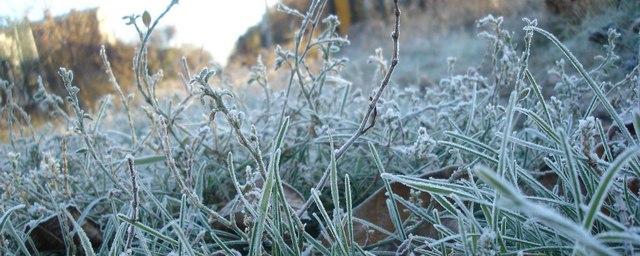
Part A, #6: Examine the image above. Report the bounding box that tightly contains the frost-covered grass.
[1,0,640,255]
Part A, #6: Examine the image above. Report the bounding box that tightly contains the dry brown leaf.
[348,165,460,248]
[216,178,307,231]
[535,118,639,218]
[26,205,102,253]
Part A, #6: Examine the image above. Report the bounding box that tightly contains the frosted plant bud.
[479,227,497,255]
[577,116,597,155]
[409,127,437,159]
[322,15,340,26]
[276,3,304,18]
[228,109,244,128]
[381,108,399,125]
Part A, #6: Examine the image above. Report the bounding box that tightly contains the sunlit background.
[1,0,278,64]
[0,0,632,115]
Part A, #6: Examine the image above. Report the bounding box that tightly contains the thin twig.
[277,0,325,125]
[297,0,401,217]
[100,45,137,145]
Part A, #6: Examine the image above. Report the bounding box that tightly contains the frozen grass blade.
[368,142,407,240]
[525,69,554,128]
[330,135,341,213]
[524,25,635,144]
[273,116,290,152]
[63,210,96,256]
[248,149,281,256]
[558,129,584,220]
[476,166,616,256]
[302,231,331,255]
[118,214,178,245]
[109,222,127,256]
[381,173,479,202]
[385,198,405,242]
[634,111,640,144]
[438,140,498,164]
[444,131,498,156]
[498,91,517,178]
[596,231,640,245]
[178,194,187,255]
[492,91,517,251]
[0,204,24,232]
[171,219,196,256]
[310,189,349,255]
[6,221,31,256]
[504,134,562,156]
[133,155,166,165]
[344,174,355,250]
[583,146,640,231]
[515,107,560,143]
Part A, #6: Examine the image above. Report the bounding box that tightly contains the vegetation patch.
[1,0,639,255]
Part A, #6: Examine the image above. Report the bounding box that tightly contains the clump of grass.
[1,0,639,255]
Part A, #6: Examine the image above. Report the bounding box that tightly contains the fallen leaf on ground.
[26,205,102,254]
[349,165,460,248]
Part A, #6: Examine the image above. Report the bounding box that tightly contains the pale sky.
[1,0,279,64]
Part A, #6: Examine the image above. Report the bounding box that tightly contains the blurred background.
[0,0,636,121]
[1,0,279,63]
